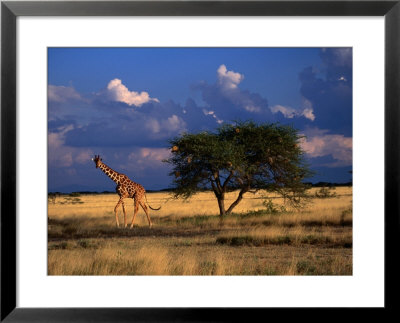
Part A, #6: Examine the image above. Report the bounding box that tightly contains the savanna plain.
[48,187,352,275]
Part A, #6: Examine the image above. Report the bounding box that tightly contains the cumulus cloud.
[129,147,170,163]
[244,105,261,113]
[270,105,297,118]
[270,102,315,121]
[217,64,244,90]
[48,124,74,149]
[124,147,171,171]
[299,128,352,167]
[106,78,159,107]
[48,85,83,103]
[145,118,161,134]
[48,124,93,167]
[63,106,187,148]
[302,108,316,121]
[193,65,269,123]
[163,115,186,132]
[145,114,186,135]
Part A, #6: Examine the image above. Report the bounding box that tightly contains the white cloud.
[202,109,224,124]
[162,115,185,132]
[48,124,74,149]
[270,105,297,118]
[301,98,316,121]
[48,85,83,103]
[270,104,315,121]
[106,78,159,107]
[300,130,352,167]
[145,119,161,134]
[145,115,186,134]
[127,148,170,170]
[139,148,170,161]
[217,64,244,90]
[244,105,261,113]
[301,108,316,121]
[196,65,266,115]
[48,124,93,167]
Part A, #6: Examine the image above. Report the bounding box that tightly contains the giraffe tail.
[145,194,161,211]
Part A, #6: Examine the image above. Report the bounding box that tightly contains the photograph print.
[48,47,352,275]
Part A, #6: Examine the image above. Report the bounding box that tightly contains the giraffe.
[92,155,160,228]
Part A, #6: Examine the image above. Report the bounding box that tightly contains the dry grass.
[48,187,352,275]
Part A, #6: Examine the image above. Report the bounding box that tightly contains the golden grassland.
[48,187,352,275]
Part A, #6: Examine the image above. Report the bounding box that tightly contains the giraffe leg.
[140,201,152,228]
[130,199,139,229]
[114,198,124,228]
[122,200,127,228]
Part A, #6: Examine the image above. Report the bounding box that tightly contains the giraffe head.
[92,155,103,168]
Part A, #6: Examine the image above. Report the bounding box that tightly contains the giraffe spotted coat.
[92,155,160,228]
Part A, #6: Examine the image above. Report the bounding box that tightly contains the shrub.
[78,240,89,248]
[262,198,287,214]
[315,187,337,198]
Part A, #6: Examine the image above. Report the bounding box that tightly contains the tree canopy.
[164,121,312,216]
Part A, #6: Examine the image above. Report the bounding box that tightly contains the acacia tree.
[164,121,312,217]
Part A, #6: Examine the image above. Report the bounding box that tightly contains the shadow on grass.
[48,208,352,244]
[216,234,352,248]
[48,216,224,241]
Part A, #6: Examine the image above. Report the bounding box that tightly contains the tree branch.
[213,170,223,192]
[222,171,234,190]
[210,178,221,196]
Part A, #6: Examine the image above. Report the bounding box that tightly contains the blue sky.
[48,47,352,192]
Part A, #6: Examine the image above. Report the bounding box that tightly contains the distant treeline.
[48,188,174,196]
[49,182,352,196]
[304,182,352,188]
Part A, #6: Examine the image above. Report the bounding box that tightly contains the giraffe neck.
[98,162,120,184]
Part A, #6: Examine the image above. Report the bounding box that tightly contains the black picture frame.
[1,1,399,321]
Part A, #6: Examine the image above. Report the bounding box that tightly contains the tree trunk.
[217,194,226,217]
[226,187,248,214]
